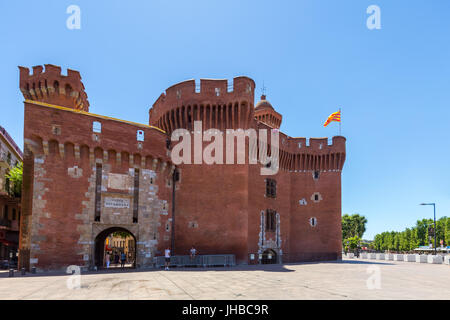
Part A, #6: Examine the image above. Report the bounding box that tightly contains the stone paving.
[0,258,449,300]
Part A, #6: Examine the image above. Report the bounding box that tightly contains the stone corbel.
[74,144,80,160]
[89,148,94,164]
[152,158,159,171]
[129,154,134,167]
[58,143,65,158]
[42,140,49,156]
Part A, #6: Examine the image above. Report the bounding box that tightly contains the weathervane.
[261,81,267,96]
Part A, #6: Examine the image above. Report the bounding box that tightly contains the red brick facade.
[19,65,345,271]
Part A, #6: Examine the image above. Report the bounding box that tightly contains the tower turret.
[149,77,255,134]
[254,95,282,129]
[18,64,89,111]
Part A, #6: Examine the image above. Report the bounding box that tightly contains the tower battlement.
[19,64,89,112]
[149,77,255,133]
[287,136,346,153]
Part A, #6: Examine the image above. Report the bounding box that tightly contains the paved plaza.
[0,258,449,300]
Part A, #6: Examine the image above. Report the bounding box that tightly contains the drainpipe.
[171,168,179,255]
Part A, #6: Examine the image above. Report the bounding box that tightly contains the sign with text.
[104,197,130,208]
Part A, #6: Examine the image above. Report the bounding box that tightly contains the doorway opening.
[261,249,277,264]
[94,227,136,269]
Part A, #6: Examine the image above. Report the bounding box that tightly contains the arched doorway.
[261,249,277,264]
[94,227,137,269]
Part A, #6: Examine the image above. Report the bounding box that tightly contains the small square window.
[313,170,320,180]
[93,121,102,133]
[137,130,145,141]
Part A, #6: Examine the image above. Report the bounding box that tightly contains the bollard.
[21,268,26,275]
[31,266,36,274]
[9,269,14,277]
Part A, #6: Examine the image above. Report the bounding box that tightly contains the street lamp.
[419,203,437,255]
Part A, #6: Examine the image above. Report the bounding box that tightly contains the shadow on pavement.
[0,259,397,279]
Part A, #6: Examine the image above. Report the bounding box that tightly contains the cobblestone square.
[1,259,449,300]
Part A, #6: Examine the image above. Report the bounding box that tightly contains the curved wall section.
[149,77,255,133]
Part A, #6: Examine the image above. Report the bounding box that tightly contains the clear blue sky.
[1,0,449,239]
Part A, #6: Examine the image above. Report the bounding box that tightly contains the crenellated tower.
[149,77,255,133]
[19,64,89,111]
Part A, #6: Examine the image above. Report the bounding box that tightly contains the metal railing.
[153,254,235,268]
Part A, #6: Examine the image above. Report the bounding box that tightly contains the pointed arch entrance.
[94,227,137,269]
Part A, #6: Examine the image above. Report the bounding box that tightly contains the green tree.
[344,235,361,251]
[112,231,130,238]
[416,219,432,246]
[445,218,450,246]
[5,162,22,198]
[409,227,418,249]
[342,214,368,247]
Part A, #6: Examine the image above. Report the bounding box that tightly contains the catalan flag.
[323,110,341,127]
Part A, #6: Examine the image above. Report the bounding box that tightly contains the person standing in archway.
[164,247,171,270]
[120,252,126,269]
[105,252,110,269]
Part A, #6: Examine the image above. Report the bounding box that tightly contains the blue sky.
[1,0,449,239]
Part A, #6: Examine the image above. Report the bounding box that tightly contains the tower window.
[310,217,317,227]
[265,209,276,232]
[93,121,102,133]
[137,130,145,141]
[313,170,320,180]
[266,179,276,198]
[314,194,319,201]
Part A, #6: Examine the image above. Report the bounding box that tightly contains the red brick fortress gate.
[18,64,346,271]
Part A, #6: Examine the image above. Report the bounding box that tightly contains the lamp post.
[420,203,436,255]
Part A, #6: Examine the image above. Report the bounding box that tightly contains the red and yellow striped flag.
[323,110,341,127]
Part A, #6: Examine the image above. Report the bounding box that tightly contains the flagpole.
[339,108,341,136]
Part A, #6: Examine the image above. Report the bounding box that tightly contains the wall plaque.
[108,173,132,190]
[104,197,130,208]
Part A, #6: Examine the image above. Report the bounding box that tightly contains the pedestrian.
[190,246,197,260]
[120,252,126,269]
[105,252,110,269]
[164,247,171,270]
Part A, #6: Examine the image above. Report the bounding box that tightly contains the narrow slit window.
[266,179,277,198]
[94,164,102,221]
[133,168,140,223]
[265,209,276,232]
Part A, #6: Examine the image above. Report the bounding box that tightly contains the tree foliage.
[112,231,131,239]
[342,214,367,240]
[371,217,450,252]
[5,162,22,198]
